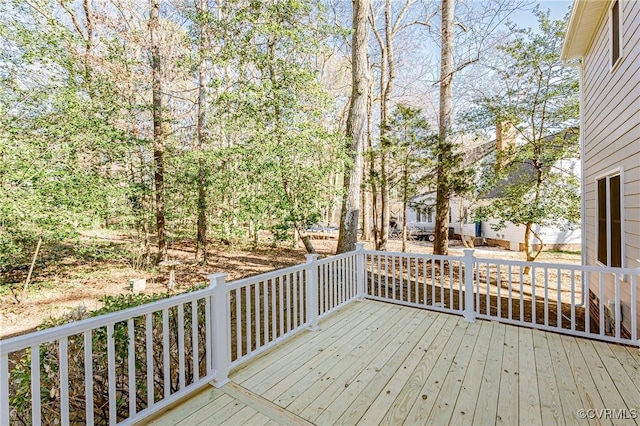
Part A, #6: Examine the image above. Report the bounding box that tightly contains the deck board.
[142,300,640,426]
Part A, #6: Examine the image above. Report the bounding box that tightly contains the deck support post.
[356,243,366,299]
[208,273,230,388]
[463,249,476,323]
[305,254,320,331]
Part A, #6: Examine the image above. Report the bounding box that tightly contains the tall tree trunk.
[337,0,370,254]
[401,168,408,253]
[434,0,454,256]
[150,0,167,262]
[195,0,208,264]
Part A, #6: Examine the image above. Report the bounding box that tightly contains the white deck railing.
[0,249,363,426]
[1,244,638,425]
[363,249,639,345]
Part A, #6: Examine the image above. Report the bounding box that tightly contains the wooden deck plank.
[144,301,640,426]
[232,300,383,383]
[561,335,613,426]
[532,329,564,425]
[610,345,640,395]
[381,318,469,425]
[174,394,243,425]
[590,341,640,413]
[496,321,519,425]
[448,320,494,425]
[254,304,405,407]
[222,382,313,426]
[307,309,440,425]
[545,332,589,425]
[237,302,395,396]
[337,313,455,426]
[517,327,542,425]
[575,338,635,425]
[280,305,418,413]
[145,387,226,426]
[472,321,506,426]
[423,319,482,425]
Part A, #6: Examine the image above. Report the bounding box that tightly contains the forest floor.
[0,230,581,339]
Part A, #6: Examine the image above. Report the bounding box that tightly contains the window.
[597,174,622,267]
[610,0,622,68]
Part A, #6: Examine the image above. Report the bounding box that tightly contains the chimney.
[496,121,516,151]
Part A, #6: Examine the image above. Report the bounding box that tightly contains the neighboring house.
[562,0,640,335]
[407,132,582,251]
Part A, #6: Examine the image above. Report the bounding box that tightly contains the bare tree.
[433,0,454,256]
[195,0,208,264]
[150,0,167,261]
[337,0,371,254]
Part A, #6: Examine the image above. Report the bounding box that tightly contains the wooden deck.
[145,300,640,425]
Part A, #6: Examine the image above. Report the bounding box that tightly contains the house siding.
[582,0,640,334]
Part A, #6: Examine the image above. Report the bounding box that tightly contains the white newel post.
[463,249,476,323]
[208,273,230,388]
[305,254,320,331]
[356,243,366,299]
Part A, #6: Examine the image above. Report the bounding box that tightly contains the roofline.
[561,0,610,62]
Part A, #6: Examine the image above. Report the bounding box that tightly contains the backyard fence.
[1,244,638,425]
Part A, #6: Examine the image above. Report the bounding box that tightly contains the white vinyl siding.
[581,0,640,334]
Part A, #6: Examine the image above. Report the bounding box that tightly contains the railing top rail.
[317,251,358,265]
[226,263,308,290]
[363,249,640,276]
[362,249,463,262]
[0,287,212,354]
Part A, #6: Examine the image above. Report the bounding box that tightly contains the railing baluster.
[263,280,269,345]
[532,267,537,326]
[557,269,562,329]
[544,268,549,326]
[449,258,453,310]
[1,354,8,426]
[441,260,445,308]
[60,338,69,426]
[293,272,298,328]
[255,282,261,348]
[570,271,576,332]
[192,300,199,382]
[614,274,621,340]
[584,272,590,334]
[107,324,116,425]
[285,274,292,332]
[236,289,242,360]
[422,257,427,305]
[415,258,420,304]
[399,256,404,302]
[485,263,490,315]
[385,255,389,299]
[162,310,170,400]
[431,258,436,306]
[271,279,277,340]
[178,305,185,390]
[246,286,252,352]
[496,263,501,318]
[31,344,41,425]
[508,264,513,320]
[128,318,136,416]
[279,276,284,336]
[631,275,637,342]
[84,330,94,425]
[146,314,154,406]
[520,266,524,322]
[599,272,605,336]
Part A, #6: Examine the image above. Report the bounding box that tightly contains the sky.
[510,1,574,28]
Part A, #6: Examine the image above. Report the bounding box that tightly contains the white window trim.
[609,0,624,72]
[595,167,625,268]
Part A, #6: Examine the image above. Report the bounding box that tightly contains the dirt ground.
[0,232,580,340]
